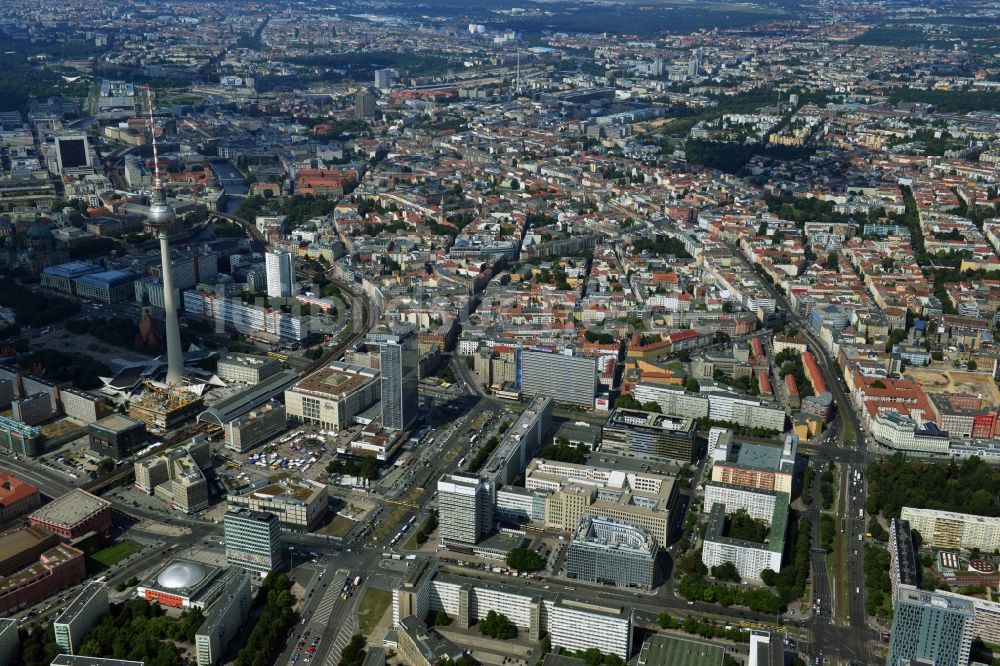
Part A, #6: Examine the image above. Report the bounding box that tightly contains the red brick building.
[0,544,85,614]
[28,489,111,541]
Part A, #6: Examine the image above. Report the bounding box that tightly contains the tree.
[824,252,839,270]
[234,574,295,666]
[726,508,770,543]
[677,550,708,577]
[413,510,438,546]
[685,378,701,393]
[615,394,644,410]
[477,610,517,639]
[820,514,836,552]
[760,568,777,586]
[18,623,60,666]
[506,548,544,571]
[539,439,588,464]
[338,635,367,666]
[865,454,1000,518]
[968,360,978,371]
[433,610,451,627]
[711,561,741,582]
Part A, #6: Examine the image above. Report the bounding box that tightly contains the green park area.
[87,540,141,572]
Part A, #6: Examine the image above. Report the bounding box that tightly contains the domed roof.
[156,561,206,589]
[26,223,53,239]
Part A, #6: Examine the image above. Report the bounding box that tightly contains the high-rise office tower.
[437,474,495,545]
[374,68,394,90]
[145,87,185,386]
[368,324,418,430]
[886,588,974,666]
[265,250,295,298]
[520,349,597,408]
[224,507,281,575]
[355,90,376,119]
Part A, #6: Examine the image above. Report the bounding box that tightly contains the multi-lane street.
[723,242,886,665]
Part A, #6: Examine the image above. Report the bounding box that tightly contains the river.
[209,159,250,215]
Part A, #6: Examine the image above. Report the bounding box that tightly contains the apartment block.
[701,503,784,582]
[393,560,633,658]
[630,383,710,420]
[703,482,782,522]
[59,387,108,424]
[710,435,796,495]
[700,484,789,581]
[396,616,465,666]
[194,570,253,666]
[704,389,786,432]
[900,507,1000,552]
[54,581,108,654]
[889,518,920,600]
[481,396,552,486]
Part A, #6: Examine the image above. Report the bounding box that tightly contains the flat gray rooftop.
[29,489,110,529]
[734,443,782,470]
[54,581,106,626]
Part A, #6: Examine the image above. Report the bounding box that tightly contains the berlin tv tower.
[146,87,185,386]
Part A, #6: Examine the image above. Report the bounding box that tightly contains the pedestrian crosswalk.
[324,612,358,666]
[312,569,349,628]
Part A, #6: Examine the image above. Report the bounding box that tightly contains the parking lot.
[214,421,377,494]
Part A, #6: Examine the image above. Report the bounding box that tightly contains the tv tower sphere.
[147,197,176,227]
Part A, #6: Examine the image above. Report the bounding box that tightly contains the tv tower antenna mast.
[145,86,185,386]
[515,47,521,96]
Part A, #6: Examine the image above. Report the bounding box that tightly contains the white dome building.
[157,561,207,589]
[137,557,221,608]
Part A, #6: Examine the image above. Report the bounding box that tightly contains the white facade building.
[704,482,780,522]
[394,560,633,659]
[265,251,295,298]
[901,507,1000,552]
